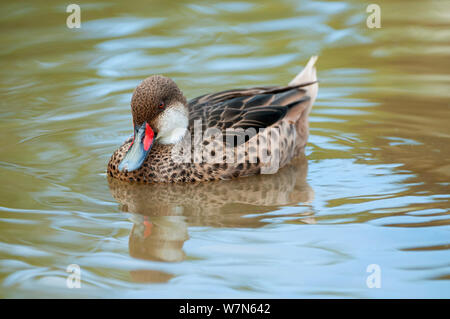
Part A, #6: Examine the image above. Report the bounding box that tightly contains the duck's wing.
[187,82,315,145]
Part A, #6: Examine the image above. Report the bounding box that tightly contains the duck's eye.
[159,101,165,109]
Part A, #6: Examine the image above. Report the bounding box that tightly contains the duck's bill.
[118,122,155,172]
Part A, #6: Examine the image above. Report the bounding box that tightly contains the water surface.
[0,0,449,298]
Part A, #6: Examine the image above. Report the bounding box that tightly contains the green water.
[0,0,449,298]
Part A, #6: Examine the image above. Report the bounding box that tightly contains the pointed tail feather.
[286,56,319,152]
[289,56,318,113]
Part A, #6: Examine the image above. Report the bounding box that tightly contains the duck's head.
[118,75,188,172]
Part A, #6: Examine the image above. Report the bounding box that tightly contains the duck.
[107,56,318,183]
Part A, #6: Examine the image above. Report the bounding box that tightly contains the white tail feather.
[289,56,318,112]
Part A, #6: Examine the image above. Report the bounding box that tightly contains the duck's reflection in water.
[108,155,314,283]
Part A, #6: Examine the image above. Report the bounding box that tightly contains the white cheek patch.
[156,103,188,144]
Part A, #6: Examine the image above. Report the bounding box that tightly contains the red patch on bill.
[143,123,154,151]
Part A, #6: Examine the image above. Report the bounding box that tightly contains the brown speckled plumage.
[108,57,318,183]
